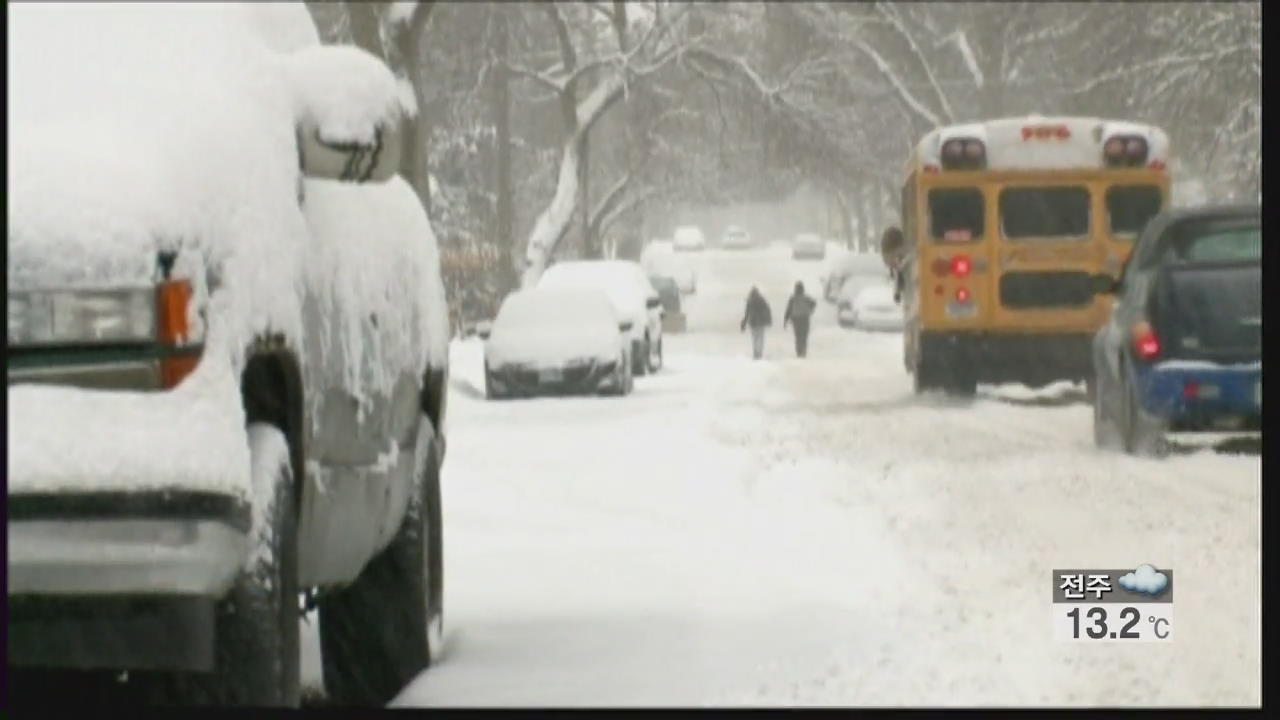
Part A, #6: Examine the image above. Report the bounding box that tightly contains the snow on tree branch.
[874,2,955,123]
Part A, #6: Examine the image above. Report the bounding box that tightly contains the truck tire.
[157,423,300,705]
[318,418,444,706]
[1121,366,1168,457]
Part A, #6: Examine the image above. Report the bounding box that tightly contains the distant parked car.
[793,233,826,260]
[649,275,687,334]
[641,242,697,294]
[838,284,904,331]
[722,225,753,249]
[1091,205,1260,456]
[825,251,888,302]
[539,260,664,375]
[481,288,632,399]
[673,226,706,251]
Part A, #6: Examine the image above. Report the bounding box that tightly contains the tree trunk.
[398,4,437,215]
[492,5,515,292]
[579,133,592,257]
[347,1,383,59]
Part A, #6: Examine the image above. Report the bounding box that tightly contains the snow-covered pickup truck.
[8,4,449,707]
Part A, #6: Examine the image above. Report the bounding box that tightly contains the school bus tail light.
[950,254,972,278]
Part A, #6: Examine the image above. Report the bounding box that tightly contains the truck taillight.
[156,279,200,388]
[157,279,192,344]
[1131,321,1160,362]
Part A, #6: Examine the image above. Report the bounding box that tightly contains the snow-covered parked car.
[481,288,633,398]
[722,225,753,249]
[641,242,697,294]
[539,260,664,376]
[7,3,448,707]
[793,233,826,260]
[824,251,889,303]
[673,225,707,251]
[838,284,904,331]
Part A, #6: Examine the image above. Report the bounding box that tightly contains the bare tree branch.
[874,2,954,123]
[849,39,943,128]
[1072,44,1256,95]
[503,59,568,94]
[543,2,578,75]
[587,170,632,235]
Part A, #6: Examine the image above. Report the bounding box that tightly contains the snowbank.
[486,289,623,368]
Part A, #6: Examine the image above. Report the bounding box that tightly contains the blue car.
[1090,205,1260,455]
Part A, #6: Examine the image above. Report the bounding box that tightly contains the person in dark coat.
[740,286,772,359]
[783,281,817,358]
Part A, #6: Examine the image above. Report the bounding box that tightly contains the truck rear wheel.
[318,418,444,705]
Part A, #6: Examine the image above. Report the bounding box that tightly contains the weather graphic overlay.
[1052,565,1173,642]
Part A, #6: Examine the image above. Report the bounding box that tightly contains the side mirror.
[476,320,493,340]
[619,320,634,333]
[287,46,410,183]
[1090,273,1120,296]
[646,297,661,310]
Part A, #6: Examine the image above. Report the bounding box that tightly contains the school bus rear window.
[929,188,983,243]
[1106,185,1162,238]
[1000,187,1090,241]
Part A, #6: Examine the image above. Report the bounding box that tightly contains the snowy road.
[307,245,1259,707]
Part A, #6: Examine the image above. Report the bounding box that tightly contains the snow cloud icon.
[1118,564,1169,596]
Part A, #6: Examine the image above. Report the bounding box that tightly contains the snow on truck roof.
[8,3,410,339]
[906,115,1170,176]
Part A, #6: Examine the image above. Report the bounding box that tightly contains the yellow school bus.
[898,115,1171,395]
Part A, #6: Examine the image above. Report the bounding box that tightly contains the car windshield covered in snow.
[493,287,618,334]
[539,260,652,314]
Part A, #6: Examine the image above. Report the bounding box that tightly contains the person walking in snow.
[783,281,817,358]
[740,286,772,360]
